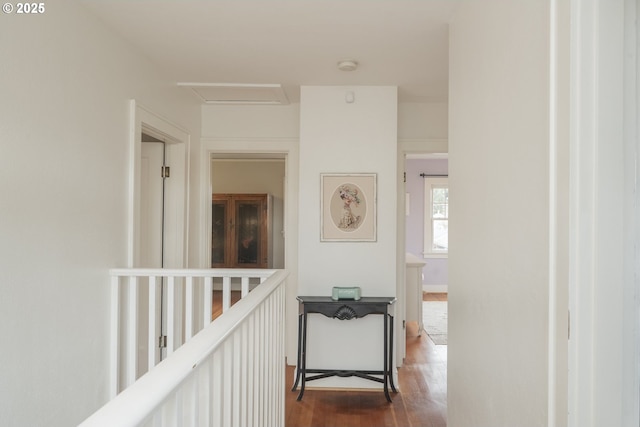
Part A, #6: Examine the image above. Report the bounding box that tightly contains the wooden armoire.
[211,194,271,268]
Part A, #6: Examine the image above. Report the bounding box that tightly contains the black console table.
[291,296,397,402]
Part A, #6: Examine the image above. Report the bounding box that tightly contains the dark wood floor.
[285,293,448,427]
[211,290,242,320]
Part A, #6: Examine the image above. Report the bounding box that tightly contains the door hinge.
[404,172,406,183]
[161,166,170,178]
[403,320,406,329]
[159,335,167,348]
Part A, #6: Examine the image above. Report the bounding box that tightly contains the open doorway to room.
[128,101,190,376]
[404,153,448,423]
[210,155,286,269]
[405,153,449,294]
[208,154,286,316]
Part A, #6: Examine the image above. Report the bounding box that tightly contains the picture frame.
[320,173,377,241]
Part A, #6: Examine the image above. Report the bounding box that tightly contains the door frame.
[567,0,640,425]
[128,100,190,268]
[396,138,448,365]
[200,137,299,362]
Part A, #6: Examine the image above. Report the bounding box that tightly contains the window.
[423,177,448,257]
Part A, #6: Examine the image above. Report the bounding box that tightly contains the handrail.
[108,267,278,396]
[81,269,288,427]
[109,268,278,278]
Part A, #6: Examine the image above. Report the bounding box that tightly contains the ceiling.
[82,1,456,104]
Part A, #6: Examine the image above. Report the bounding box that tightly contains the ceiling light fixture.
[337,60,358,71]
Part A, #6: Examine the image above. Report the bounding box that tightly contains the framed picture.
[320,173,377,241]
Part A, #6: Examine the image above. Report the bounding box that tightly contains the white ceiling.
[82,1,456,103]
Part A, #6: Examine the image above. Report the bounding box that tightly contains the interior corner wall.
[298,86,397,389]
[448,1,550,426]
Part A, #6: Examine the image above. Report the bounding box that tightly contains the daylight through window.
[423,177,448,257]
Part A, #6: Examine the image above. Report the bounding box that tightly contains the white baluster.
[127,276,138,387]
[185,276,194,340]
[241,276,250,297]
[109,275,120,398]
[183,373,198,426]
[167,276,175,356]
[232,334,241,427]
[148,276,157,371]
[212,351,223,427]
[203,276,212,326]
[239,322,249,427]
[197,359,211,426]
[223,339,233,427]
[223,276,231,312]
[247,315,255,426]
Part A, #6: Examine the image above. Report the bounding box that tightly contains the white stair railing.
[108,268,278,397]
[81,269,288,427]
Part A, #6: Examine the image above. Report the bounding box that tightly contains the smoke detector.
[337,60,358,71]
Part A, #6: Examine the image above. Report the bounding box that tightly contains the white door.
[139,141,166,370]
[141,141,165,268]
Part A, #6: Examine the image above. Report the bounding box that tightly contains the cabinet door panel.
[211,200,229,267]
[235,201,261,266]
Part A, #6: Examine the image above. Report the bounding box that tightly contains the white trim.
[622,0,640,424]
[128,100,191,268]
[398,138,448,154]
[422,284,448,293]
[548,0,559,425]
[406,152,449,160]
[397,139,448,367]
[568,1,638,425]
[199,137,298,268]
[568,0,598,424]
[199,136,300,364]
[422,253,448,259]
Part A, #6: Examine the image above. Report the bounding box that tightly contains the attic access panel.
[178,83,289,105]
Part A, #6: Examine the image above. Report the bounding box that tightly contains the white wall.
[0,1,201,425]
[202,104,300,139]
[201,99,446,365]
[202,101,446,140]
[448,1,551,426]
[398,102,448,140]
[298,86,397,388]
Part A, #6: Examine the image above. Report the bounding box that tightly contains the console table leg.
[292,313,303,391]
[383,310,392,402]
[388,314,397,393]
[297,311,308,401]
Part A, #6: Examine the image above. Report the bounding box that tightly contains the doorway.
[209,155,286,270]
[140,134,167,268]
[403,152,448,350]
[394,146,449,423]
[201,138,298,362]
[129,101,190,374]
[128,100,189,269]
[404,154,449,294]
